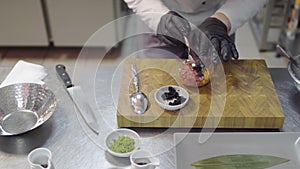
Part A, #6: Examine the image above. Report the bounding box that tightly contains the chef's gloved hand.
[199,17,239,62]
[157,11,190,48]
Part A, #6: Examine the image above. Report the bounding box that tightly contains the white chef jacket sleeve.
[124,0,170,32]
[217,0,269,35]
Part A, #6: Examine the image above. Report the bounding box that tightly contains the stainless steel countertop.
[269,68,300,132]
[0,65,300,169]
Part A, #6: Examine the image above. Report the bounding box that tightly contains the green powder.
[109,135,135,153]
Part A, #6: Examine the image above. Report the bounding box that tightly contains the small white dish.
[130,150,160,169]
[27,147,53,169]
[105,128,140,157]
[154,85,189,111]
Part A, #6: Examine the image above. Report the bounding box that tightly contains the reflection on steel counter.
[269,68,300,131]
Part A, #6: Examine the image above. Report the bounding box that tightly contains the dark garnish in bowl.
[41,164,48,168]
[192,63,204,77]
[169,96,186,106]
[162,86,187,106]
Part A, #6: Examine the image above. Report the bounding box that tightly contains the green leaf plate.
[191,154,289,169]
[174,132,300,169]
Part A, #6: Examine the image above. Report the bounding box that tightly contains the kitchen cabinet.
[249,0,292,51]
[278,0,300,56]
[0,0,48,46]
[45,0,119,47]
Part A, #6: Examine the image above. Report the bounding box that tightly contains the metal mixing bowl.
[288,55,300,92]
[0,83,57,136]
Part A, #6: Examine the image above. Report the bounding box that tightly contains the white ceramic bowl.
[154,85,189,111]
[105,128,140,157]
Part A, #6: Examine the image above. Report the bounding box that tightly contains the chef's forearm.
[211,12,231,34]
[124,0,170,32]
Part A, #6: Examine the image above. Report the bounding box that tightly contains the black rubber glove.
[199,17,239,62]
[157,11,190,48]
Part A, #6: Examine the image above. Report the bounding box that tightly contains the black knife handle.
[56,64,74,88]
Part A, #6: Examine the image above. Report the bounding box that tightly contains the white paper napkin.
[0,60,47,88]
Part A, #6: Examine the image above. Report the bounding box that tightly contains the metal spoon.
[130,63,148,114]
[276,44,300,69]
[183,36,204,77]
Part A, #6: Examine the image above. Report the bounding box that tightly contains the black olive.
[162,86,186,106]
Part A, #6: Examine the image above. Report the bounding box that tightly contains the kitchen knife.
[56,64,99,134]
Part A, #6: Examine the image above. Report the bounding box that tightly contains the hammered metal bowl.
[0,83,57,136]
[288,55,300,92]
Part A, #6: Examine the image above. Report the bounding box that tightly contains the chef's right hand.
[157,11,191,47]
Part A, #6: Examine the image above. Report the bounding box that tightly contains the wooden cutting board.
[117,58,285,129]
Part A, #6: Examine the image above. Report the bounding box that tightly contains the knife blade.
[55,64,99,134]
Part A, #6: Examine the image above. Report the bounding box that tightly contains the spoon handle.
[132,63,139,92]
[183,36,203,67]
[276,44,292,59]
[276,44,300,68]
